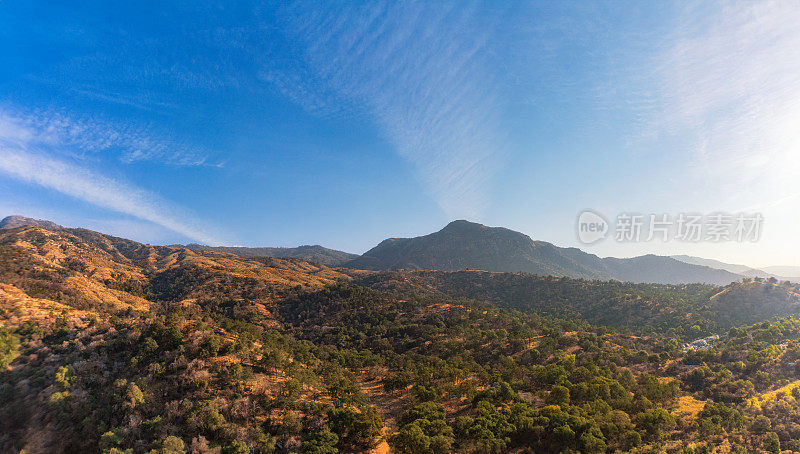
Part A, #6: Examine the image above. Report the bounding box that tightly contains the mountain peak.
[0,215,63,230]
[347,220,571,275]
[346,221,743,284]
[441,219,485,232]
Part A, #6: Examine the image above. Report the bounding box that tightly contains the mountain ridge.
[672,254,800,281]
[0,225,353,313]
[346,220,742,285]
[0,215,63,230]
[0,216,764,285]
[0,215,357,267]
[181,243,358,267]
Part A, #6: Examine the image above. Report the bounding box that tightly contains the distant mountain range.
[672,255,800,281]
[2,215,795,285]
[345,220,742,285]
[0,215,357,267]
[182,244,358,267]
[671,254,763,275]
[762,265,800,278]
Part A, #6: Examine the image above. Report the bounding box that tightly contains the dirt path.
[359,377,406,431]
[371,439,391,454]
[358,375,409,454]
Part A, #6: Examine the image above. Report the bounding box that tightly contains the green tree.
[548,385,570,405]
[328,407,382,449]
[635,407,675,438]
[391,424,431,454]
[126,382,145,407]
[579,430,606,453]
[623,430,642,449]
[0,329,19,369]
[160,436,186,454]
[55,365,74,390]
[751,415,772,435]
[222,440,250,454]
[100,430,123,451]
[762,432,780,454]
[390,403,453,454]
[304,427,339,454]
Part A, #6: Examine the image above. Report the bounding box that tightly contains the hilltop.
[0,215,63,230]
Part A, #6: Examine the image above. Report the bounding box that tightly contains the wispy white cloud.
[0,109,224,245]
[262,1,508,219]
[591,0,800,266]
[0,105,220,167]
[634,1,800,206]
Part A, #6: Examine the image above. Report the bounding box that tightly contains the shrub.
[0,329,19,369]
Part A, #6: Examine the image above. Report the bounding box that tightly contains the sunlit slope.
[0,226,354,313]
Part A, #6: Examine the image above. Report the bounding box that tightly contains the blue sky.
[1,1,799,267]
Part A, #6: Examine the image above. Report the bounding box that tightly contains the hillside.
[347,220,742,285]
[4,225,800,453]
[0,226,353,315]
[356,270,800,336]
[709,281,800,327]
[183,243,358,267]
[602,254,741,286]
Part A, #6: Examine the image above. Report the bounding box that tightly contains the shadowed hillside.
[709,281,800,327]
[355,270,800,337]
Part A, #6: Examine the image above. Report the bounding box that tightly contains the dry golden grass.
[62,276,151,311]
[674,395,707,420]
[748,378,800,408]
[0,283,94,326]
[0,227,354,318]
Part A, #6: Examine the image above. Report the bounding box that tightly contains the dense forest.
[2,226,800,453]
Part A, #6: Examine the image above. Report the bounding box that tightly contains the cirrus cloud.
[261,1,508,220]
[0,107,223,245]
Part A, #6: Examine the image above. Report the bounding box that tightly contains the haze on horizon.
[1,1,799,269]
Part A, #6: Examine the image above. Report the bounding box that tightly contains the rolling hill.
[0,216,357,267]
[0,225,353,315]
